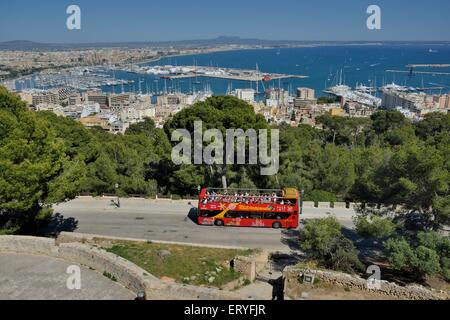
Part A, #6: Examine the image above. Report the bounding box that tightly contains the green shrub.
[304,190,338,203]
[327,236,365,273]
[418,232,450,280]
[384,236,444,280]
[103,271,117,282]
[300,216,342,255]
[354,215,396,238]
[299,216,363,273]
[414,246,441,276]
[384,238,419,271]
[0,226,20,235]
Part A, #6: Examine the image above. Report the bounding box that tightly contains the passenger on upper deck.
[202,190,294,206]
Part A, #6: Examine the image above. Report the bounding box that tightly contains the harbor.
[13,67,135,91]
[4,46,450,100]
[119,64,308,82]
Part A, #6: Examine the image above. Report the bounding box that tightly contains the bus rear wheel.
[214,219,224,227]
[272,222,282,229]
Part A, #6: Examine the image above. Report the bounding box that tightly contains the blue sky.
[0,0,449,43]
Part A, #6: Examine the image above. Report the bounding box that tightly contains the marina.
[13,67,135,91]
[324,84,382,107]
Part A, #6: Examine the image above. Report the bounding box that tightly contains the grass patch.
[0,226,20,235]
[295,260,322,270]
[103,271,117,282]
[105,241,254,288]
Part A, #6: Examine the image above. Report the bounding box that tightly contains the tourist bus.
[197,188,300,229]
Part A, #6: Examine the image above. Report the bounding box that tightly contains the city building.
[297,87,315,100]
[382,89,450,115]
[79,116,109,130]
[265,88,290,108]
[84,91,109,107]
[31,90,59,106]
[343,101,375,117]
[80,103,101,118]
[109,120,130,134]
[35,103,65,117]
[156,93,194,107]
[231,88,256,103]
[294,87,317,108]
[18,91,33,105]
[110,93,133,106]
[68,93,82,106]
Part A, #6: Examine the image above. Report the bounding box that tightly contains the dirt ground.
[286,282,401,300]
[424,276,450,292]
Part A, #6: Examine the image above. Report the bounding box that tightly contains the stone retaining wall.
[57,231,250,250]
[0,234,248,300]
[58,242,158,293]
[233,256,256,282]
[284,266,449,300]
[302,201,315,208]
[0,235,59,257]
[317,202,330,209]
[333,202,347,209]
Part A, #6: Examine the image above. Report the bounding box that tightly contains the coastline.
[133,42,388,67]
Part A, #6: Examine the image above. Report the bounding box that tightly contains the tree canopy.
[1,90,449,235]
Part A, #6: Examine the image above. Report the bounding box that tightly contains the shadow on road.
[186,207,198,225]
[280,229,301,250]
[38,213,78,237]
[269,252,304,272]
[341,227,385,264]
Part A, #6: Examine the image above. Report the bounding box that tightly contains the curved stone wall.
[0,235,246,300]
[0,235,59,257]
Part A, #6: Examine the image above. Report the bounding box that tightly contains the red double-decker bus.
[197,188,300,229]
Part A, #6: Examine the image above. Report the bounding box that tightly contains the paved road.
[0,253,134,300]
[53,198,356,251]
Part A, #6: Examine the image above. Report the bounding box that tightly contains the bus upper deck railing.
[204,188,284,198]
[205,188,283,193]
[200,194,296,206]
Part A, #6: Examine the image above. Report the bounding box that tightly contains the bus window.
[249,212,263,219]
[225,211,237,218]
[264,213,278,220]
[277,213,290,219]
[237,212,249,219]
[264,212,290,220]
[200,210,222,217]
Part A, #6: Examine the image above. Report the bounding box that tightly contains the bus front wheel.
[214,219,224,227]
[272,222,282,229]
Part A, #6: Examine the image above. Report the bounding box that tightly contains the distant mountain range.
[0,37,448,51]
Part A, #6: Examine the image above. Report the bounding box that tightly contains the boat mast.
[255,63,259,94]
